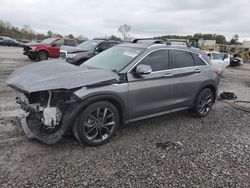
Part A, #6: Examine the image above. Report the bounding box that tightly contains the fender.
[61,93,128,134]
[36,48,49,56]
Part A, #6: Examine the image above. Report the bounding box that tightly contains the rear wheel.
[73,101,119,146]
[193,88,214,117]
[37,51,48,61]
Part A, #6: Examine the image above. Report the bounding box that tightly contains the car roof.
[117,42,205,53]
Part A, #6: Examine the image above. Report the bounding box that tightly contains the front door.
[127,49,174,120]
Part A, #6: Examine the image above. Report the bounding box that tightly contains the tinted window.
[172,50,195,68]
[99,43,113,51]
[139,49,169,71]
[192,53,206,66]
[64,39,75,46]
[54,39,64,47]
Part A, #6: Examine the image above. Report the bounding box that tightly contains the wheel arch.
[195,82,217,103]
[61,93,127,134]
[37,49,49,56]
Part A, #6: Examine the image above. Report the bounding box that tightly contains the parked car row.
[7,38,219,146]
[0,36,24,47]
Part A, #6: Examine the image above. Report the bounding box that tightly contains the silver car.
[7,39,219,146]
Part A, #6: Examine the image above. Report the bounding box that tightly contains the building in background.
[242,41,250,48]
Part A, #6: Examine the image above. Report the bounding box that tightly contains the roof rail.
[132,38,171,45]
[92,38,108,40]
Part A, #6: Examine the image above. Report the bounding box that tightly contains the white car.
[206,51,230,74]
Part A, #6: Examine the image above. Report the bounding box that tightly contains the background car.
[23,38,76,61]
[7,38,219,146]
[60,38,121,65]
[206,51,230,74]
[0,36,24,47]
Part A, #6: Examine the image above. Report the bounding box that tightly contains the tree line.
[0,20,240,45]
[0,20,88,43]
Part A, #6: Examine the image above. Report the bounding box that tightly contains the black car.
[0,37,24,47]
[60,39,121,65]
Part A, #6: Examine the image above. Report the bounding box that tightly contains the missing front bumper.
[21,117,64,144]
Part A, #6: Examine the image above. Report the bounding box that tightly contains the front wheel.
[37,51,48,61]
[73,101,119,146]
[193,88,214,117]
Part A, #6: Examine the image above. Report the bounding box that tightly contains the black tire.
[37,51,48,61]
[73,101,119,146]
[193,88,214,117]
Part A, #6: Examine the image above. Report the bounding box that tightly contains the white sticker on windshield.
[123,51,138,58]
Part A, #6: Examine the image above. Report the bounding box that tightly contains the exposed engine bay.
[16,90,78,144]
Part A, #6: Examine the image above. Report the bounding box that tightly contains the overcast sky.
[0,0,250,41]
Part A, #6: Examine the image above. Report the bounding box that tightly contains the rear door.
[170,49,208,108]
[127,49,174,120]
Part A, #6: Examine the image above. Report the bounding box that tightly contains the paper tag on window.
[123,51,138,58]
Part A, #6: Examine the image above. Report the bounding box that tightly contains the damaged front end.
[17,89,79,144]
[6,61,120,144]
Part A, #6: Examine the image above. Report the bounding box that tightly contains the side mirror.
[51,43,57,47]
[135,64,152,75]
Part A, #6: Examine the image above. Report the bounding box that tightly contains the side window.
[99,43,113,52]
[54,39,64,47]
[64,40,75,46]
[172,50,195,68]
[139,49,169,71]
[192,53,207,66]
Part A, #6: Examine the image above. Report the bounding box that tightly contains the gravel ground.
[0,46,250,187]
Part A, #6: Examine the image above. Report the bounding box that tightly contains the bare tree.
[118,24,131,39]
[230,34,239,44]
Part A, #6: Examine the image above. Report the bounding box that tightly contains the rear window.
[172,50,195,68]
[192,53,207,66]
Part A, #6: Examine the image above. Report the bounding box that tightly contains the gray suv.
[7,39,219,146]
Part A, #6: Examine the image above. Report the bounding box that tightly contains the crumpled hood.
[7,59,119,93]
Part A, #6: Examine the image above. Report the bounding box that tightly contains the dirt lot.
[0,46,250,187]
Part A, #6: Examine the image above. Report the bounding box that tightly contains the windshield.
[82,46,145,72]
[77,40,99,51]
[41,38,55,44]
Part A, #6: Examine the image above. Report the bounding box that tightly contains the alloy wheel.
[198,91,213,116]
[83,106,116,142]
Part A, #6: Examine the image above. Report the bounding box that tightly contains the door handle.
[163,73,174,78]
[194,69,201,73]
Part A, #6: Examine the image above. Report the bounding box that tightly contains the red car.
[23,38,76,61]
